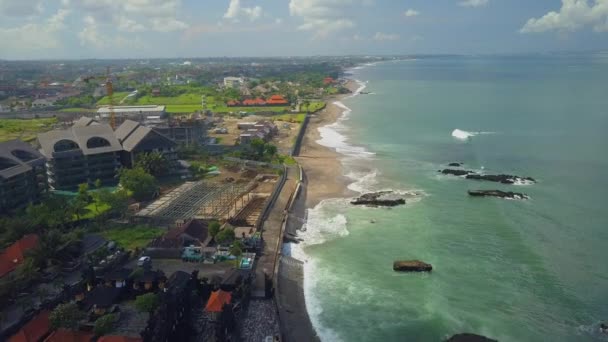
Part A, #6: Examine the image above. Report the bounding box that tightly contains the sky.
[0,0,607,59]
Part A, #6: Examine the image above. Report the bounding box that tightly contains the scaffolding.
[135,180,256,224]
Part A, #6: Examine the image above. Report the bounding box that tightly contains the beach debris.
[468,190,529,200]
[445,333,498,342]
[351,191,405,207]
[439,169,536,184]
[393,260,432,272]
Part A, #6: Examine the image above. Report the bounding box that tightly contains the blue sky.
[0,0,607,59]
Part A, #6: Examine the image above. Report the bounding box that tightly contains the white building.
[224,77,245,89]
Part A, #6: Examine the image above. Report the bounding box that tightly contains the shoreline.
[295,80,361,207]
[277,79,362,342]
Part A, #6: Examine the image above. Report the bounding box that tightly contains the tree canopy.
[135,152,168,177]
[215,227,235,245]
[50,302,85,330]
[135,293,159,313]
[119,167,158,202]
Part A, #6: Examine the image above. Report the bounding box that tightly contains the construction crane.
[83,67,116,129]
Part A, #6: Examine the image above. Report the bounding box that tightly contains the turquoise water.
[293,55,608,341]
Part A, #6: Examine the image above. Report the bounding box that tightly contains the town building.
[223,77,245,89]
[265,94,289,105]
[8,310,51,342]
[38,124,123,190]
[146,219,211,258]
[97,105,167,125]
[0,140,47,212]
[114,120,178,170]
[238,120,278,144]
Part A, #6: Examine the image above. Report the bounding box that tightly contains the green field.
[166,104,203,113]
[272,113,307,123]
[0,118,57,142]
[100,225,165,251]
[300,101,325,113]
[96,92,131,105]
[59,108,95,113]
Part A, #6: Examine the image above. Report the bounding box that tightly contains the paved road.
[252,166,297,297]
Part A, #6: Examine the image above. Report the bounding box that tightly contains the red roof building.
[9,311,51,342]
[204,290,232,313]
[226,100,241,107]
[265,95,288,105]
[0,234,39,278]
[98,336,143,342]
[323,77,335,85]
[242,98,266,106]
[44,329,94,342]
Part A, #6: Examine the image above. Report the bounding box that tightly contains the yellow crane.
[84,67,116,129]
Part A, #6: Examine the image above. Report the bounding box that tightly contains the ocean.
[290,54,608,342]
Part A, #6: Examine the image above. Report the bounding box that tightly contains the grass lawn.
[100,225,165,251]
[137,93,202,105]
[166,104,203,113]
[96,92,131,105]
[80,202,111,220]
[0,118,57,142]
[300,101,325,113]
[272,113,307,123]
[211,105,291,113]
[58,107,96,113]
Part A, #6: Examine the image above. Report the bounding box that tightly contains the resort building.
[38,124,123,190]
[223,77,245,89]
[114,120,178,170]
[0,140,47,212]
[265,94,289,105]
[238,120,278,144]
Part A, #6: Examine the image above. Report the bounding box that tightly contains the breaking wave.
[452,129,496,140]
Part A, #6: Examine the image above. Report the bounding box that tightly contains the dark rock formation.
[445,333,498,342]
[351,191,405,207]
[448,162,463,167]
[600,323,608,334]
[439,169,535,184]
[393,260,432,272]
[440,169,474,176]
[465,173,536,184]
[468,190,529,200]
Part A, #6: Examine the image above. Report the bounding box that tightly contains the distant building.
[0,140,47,212]
[114,120,178,170]
[97,105,167,125]
[265,94,289,106]
[38,124,123,190]
[223,77,245,89]
[238,120,278,144]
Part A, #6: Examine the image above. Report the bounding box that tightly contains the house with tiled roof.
[0,234,39,278]
[265,94,289,105]
[43,329,93,342]
[8,310,51,342]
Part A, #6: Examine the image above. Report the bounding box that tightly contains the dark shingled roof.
[82,286,123,309]
[0,139,45,179]
[37,124,122,158]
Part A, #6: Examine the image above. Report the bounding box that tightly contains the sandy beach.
[276,80,359,342]
[295,81,359,207]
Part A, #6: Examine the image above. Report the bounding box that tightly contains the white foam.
[452,129,497,140]
[315,79,375,158]
[452,129,475,140]
[289,200,351,342]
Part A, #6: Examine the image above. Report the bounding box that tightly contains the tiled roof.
[204,290,231,313]
[44,329,94,342]
[98,336,143,342]
[0,140,45,180]
[0,234,39,278]
[9,310,51,342]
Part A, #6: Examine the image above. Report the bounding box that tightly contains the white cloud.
[78,15,105,48]
[224,0,263,22]
[521,0,608,33]
[68,0,189,32]
[459,0,489,8]
[404,9,419,17]
[0,8,69,56]
[373,32,400,41]
[289,0,363,37]
[0,0,43,17]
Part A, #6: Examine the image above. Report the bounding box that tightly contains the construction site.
[134,174,279,226]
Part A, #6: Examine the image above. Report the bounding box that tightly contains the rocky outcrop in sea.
[440,169,536,184]
[468,190,529,200]
[351,191,406,207]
